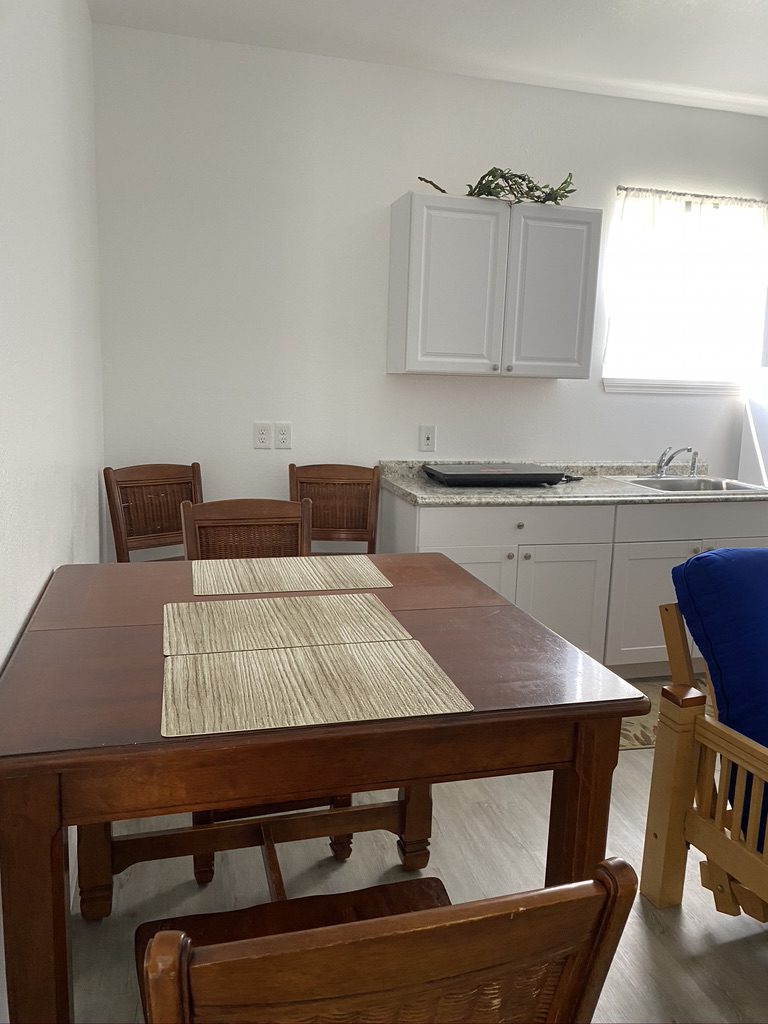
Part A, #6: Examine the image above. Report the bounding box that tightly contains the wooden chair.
[289,464,380,552]
[79,494,350,920]
[81,463,204,916]
[104,463,203,562]
[180,494,354,882]
[140,858,637,1024]
[641,600,768,921]
[181,498,311,559]
[80,495,430,921]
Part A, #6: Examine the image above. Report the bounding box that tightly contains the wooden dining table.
[0,553,648,1023]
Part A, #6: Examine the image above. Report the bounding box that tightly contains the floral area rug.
[620,681,663,750]
[620,677,710,750]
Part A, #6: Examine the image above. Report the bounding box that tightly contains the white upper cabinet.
[387,192,601,378]
[387,193,510,374]
[503,205,601,378]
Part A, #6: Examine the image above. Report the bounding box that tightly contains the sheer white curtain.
[603,188,768,382]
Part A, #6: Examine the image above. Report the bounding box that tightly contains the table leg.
[78,823,114,920]
[0,774,72,1023]
[546,718,620,886]
[192,811,215,883]
[397,783,432,870]
[328,795,353,861]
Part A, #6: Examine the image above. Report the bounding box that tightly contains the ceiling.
[88,0,768,117]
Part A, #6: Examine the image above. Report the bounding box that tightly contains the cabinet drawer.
[418,504,614,547]
[615,501,768,542]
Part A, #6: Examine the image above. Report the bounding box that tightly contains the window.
[603,186,768,392]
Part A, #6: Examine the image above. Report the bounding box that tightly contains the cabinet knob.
[516,522,525,529]
[523,552,532,560]
[506,552,515,560]
[491,364,499,371]
[505,364,514,372]
[692,547,701,554]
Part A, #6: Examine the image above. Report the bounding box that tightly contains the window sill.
[602,377,743,396]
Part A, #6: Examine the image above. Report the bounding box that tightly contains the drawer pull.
[491,364,499,371]
[691,547,701,554]
[516,522,525,529]
[523,552,532,560]
[506,552,515,560]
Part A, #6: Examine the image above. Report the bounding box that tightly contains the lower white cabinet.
[427,545,518,600]
[605,534,768,665]
[605,541,701,665]
[423,541,611,659]
[515,543,612,659]
[380,489,768,669]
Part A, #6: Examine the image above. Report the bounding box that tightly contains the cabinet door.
[420,545,517,601]
[502,205,601,378]
[515,543,612,659]
[605,540,701,665]
[393,194,510,374]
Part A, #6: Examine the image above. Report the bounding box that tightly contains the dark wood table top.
[0,554,648,764]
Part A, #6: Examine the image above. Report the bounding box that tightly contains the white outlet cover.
[274,422,292,449]
[253,422,273,449]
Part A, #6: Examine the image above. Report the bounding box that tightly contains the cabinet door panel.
[515,543,611,659]
[605,540,701,665]
[502,205,600,378]
[420,545,516,601]
[405,195,509,373]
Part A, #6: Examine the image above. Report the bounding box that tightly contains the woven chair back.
[104,463,203,562]
[289,464,380,552]
[181,498,312,560]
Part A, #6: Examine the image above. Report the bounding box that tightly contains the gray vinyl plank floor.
[1,748,766,1023]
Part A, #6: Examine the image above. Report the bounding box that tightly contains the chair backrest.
[104,463,203,562]
[181,498,312,560]
[288,464,380,552]
[144,858,636,1024]
[672,547,768,748]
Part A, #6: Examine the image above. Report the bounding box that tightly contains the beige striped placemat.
[163,592,410,656]
[192,555,393,596]
[162,639,473,737]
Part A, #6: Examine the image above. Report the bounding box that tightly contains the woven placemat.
[192,555,393,596]
[162,639,473,737]
[163,593,410,656]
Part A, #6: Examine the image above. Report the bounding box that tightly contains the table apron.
[59,717,592,824]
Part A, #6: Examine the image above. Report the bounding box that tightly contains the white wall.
[94,26,768,502]
[0,0,103,660]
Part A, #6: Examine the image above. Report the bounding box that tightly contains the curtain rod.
[617,184,767,206]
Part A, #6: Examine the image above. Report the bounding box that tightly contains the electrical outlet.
[274,422,292,450]
[253,422,273,449]
[418,424,436,452]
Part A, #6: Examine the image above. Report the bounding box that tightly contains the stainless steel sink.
[627,476,766,492]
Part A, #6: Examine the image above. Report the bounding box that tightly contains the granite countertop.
[379,460,768,507]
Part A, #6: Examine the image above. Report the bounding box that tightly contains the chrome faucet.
[655,445,698,477]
